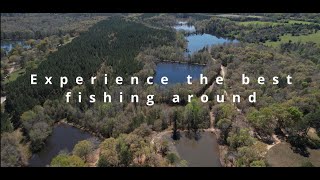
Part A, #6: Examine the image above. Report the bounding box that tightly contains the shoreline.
[204,128,227,167]
[152,128,225,167]
[56,119,105,140]
[159,59,207,66]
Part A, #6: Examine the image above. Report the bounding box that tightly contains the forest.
[209,43,319,165]
[0,13,110,40]
[1,13,319,167]
[4,16,175,125]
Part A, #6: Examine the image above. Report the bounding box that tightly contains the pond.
[164,131,222,167]
[28,123,98,167]
[1,40,31,54]
[154,62,205,85]
[186,33,238,55]
[175,132,221,167]
[173,23,196,33]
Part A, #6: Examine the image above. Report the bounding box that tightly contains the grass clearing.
[266,142,320,167]
[265,31,320,47]
[4,68,25,84]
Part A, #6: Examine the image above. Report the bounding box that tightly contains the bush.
[166,153,179,164]
[51,154,86,167]
[72,140,94,161]
[227,128,255,149]
[300,160,314,167]
[250,160,266,167]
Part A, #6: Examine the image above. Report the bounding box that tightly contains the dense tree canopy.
[5,17,175,125]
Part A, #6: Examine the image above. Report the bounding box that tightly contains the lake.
[28,123,98,167]
[173,22,238,55]
[154,62,205,85]
[1,40,31,54]
[186,33,238,54]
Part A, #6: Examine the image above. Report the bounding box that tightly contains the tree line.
[195,17,320,43]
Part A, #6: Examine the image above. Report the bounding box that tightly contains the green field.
[266,142,320,167]
[265,31,320,47]
[287,20,312,25]
[239,20,314,27]
[4,68,25,84]
[238,21,281,27]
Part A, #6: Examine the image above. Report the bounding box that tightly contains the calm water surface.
[154,62,205,84]
[167,132,222,167]
[173,22,238,55]
[173,24,196,33]
[29,123,97,167]
[186,33,238,54]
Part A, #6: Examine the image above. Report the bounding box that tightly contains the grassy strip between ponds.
[264,31,320,47]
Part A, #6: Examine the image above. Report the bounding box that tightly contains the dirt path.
[203,53,221,135]
[206,111,220,136]
[1,96,6,104]
[220,65,226,79]
[151,130,172,145]
[87,148,100,167]
[210,112,214,129]
[221,65,230,102]
[204,51,217,94]
[3,66,15,79]
[220,65,241,112]
[8,67,14,74]
[266,134,281,150]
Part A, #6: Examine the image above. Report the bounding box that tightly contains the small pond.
[28,123,98,167]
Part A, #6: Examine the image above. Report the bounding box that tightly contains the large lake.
[174,22,238,55]
[28,123,97,167]
[155,22,238,85]
[154,62,205,85]
[186,33,238,54]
